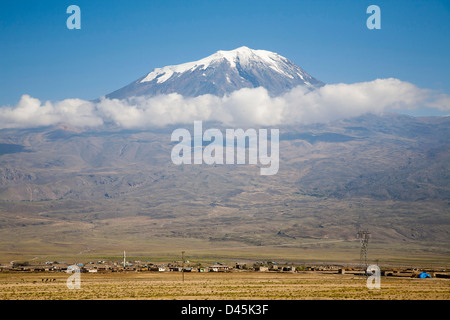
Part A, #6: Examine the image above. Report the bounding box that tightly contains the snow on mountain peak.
[106,46,323,99]
[141,47,290,84]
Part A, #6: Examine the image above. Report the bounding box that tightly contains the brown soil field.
[0,271,449,300]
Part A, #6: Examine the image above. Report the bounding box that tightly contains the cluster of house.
[3,261,446,277]
[0,260,323,273]
[0,260,235,273]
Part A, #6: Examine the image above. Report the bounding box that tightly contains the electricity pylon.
[357,230,370,272]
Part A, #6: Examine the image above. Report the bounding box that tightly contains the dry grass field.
[0,271,448,300]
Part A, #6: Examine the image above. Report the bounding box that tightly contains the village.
[1,259,448,279]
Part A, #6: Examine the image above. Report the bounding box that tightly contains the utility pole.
[181,251,185,283]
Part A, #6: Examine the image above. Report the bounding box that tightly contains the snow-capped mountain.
[106,46,324,99]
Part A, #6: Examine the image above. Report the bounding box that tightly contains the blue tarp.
[418,272,431,278]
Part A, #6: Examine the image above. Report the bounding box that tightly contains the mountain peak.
[210,46,286,69]
[106,47,324,99]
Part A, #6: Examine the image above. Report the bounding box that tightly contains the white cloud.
[0,78,448,130]
[0,94,102,129]
[425,93,450,111]
[280,78,433,124]
[96,93,219,128]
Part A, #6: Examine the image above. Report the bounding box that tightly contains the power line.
[181,251,185,283]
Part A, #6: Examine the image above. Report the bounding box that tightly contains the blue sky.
[1,0,449,116]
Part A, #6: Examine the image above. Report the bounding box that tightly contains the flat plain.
[0,271,448,300]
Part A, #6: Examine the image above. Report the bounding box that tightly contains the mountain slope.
[0,114,448,264]
[0,112,449,265]
[106,46,323,99]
